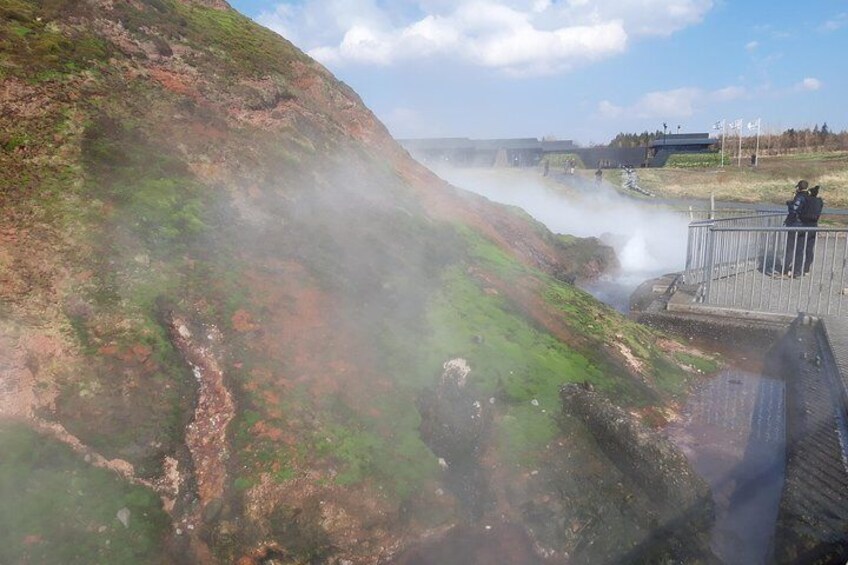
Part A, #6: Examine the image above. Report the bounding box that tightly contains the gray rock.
[116,507,130,528]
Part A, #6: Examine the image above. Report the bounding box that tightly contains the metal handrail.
[684,213,785,285]
[696,224,848,316]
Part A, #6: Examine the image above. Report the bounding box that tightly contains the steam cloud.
[431,166,691,309]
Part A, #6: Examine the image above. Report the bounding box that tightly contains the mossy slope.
[0,0,706,561]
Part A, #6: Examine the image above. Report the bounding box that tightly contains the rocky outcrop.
[560,383,715,561]
[417,359,489,519]
[165,312,234,513]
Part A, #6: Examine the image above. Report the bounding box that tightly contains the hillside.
[0,1,711,563]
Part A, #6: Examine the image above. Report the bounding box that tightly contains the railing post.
[703,227,716,303]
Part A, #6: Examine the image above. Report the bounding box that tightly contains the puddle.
[667,369,786,564]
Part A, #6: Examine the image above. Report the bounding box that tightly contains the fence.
[684,213,784,285]
[683,214,848,317]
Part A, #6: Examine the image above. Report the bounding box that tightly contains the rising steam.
[431,166,691,309]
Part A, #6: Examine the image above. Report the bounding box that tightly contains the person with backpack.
[776,180,809,277]
[799,185,823,275]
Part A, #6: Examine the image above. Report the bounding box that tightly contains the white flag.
[713,120,724,130]
[747,119,760,131]
[729,119,742,130]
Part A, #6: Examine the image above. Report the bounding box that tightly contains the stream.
[434,166,786,564]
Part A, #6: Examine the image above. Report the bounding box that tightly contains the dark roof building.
[398,137,577,167]
[648,133,717,151]
[398,133,717,169]
[647,132,719,166]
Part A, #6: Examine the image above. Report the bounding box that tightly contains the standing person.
[543,159,549,177]
[569,159,575,175]
[799,185,824,275]
[777,180,810,277]
[595,167,603,185]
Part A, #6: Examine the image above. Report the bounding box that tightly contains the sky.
[227,0,848,145]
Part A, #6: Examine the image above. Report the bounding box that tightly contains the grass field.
[602,151,848,208]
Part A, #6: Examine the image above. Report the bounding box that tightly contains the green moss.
[673,351,720,375]
[111,0,308,78]
[0,4,109,79]
[650,353,691,397]
[315,402,439,497]
[0,423,169,565]
[499,405,558,463]
[457,225,527,281]
[425,270,605,400]
[80,109,216,256]
[233,477,254,491]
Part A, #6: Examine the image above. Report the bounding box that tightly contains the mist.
[431,166,691,310]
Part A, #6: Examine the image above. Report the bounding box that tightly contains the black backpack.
[800,196,823,223]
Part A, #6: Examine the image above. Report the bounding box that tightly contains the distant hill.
[0,1,705,562]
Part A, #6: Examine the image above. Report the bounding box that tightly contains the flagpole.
[754,118,761,167]
[721,120,725,167]
[737,118,743,167]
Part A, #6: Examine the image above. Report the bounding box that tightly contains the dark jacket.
[784,191,809,226]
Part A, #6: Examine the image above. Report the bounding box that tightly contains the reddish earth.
[166,313,234,508]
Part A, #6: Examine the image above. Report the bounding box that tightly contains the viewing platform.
[637,211,848,561]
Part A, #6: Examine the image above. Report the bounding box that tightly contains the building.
[398,137,577,168]
[399,133,718,169]
[648,133,718,166]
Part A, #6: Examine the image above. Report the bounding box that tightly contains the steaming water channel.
[432,167,786,563]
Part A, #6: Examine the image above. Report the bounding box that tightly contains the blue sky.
[228,1,848,145]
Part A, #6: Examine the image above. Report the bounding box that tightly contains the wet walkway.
[667,370,786,565]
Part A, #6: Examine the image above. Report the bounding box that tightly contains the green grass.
[543,153,586,169]
[108,0,308,79]
[673,351,720,374]
[628,151,848,208]
[0,423,169,565]
[666,152,725,168]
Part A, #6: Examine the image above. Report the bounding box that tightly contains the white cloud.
[633,88,700,118]
[821,13,847,31]
[712,85,746,102]
[257,0,713,75]
[795,77,822,91]
[597,100,623,119]
[598,84,747,119]
[745,40,758,51]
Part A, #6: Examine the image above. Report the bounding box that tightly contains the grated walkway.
[776,318,848,562]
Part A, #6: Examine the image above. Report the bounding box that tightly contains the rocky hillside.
[0,1,714,563]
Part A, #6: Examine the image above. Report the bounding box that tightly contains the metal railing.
[681,208,782,222]
[684,217,848,317]
[684,213,784,285]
